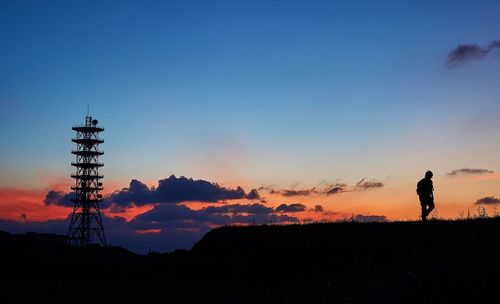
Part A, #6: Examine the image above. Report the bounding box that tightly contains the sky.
[0,0,499,253]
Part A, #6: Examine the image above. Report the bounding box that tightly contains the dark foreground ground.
[1,218,500,303]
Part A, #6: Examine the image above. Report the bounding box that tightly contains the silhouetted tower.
[68,114,106,246]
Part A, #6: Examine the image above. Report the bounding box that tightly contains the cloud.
[260,186,317,197]
[446,44,488,65]
[0,214,200,254]
[231,213,299,225]
[279,189,316,197]
[202,203,273,215]
[260,182,351,197]
[350,214,388,223]
[44,175,261,209]
[354,178,384,191]
[246,189,260,200]
[105,179,153,206]
[275,203,307,213]
[475,196,500,205]
[489,40,500,50]
[127,201,300,232]
[44,190,74,207]
[446,40,500,66]
[447,168,494,176]
[264,183,349,196]
[312,205,324,212]
[132,204,209,224]
[108,203,128,214]
[325,184,346,195]
[0,199,301,254]
[130,203,299,230]
[36,175,326,253]
[107,175,252,206]
[20,174,395,253]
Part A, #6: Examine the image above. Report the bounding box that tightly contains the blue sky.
[1,0,499,185]
[0,1,499,251]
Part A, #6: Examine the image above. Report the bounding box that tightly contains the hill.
[1,218,500,303]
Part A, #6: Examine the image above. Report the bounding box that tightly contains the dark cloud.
[275,203,307,213]
[312,205,324,212]
[130,203,299,230]
[36,176,276,253]
[0,200,300,254]
[0,215,199,254]
[203,203,273,215]
[133,204,207,223]
[447,44,488,65]
[261,179,383,196]
[262,186,317,197]
[232,213,300,225]
[350,214,388,223]
[260,182,349,197]
[44,190,74,207]
[446,40,500,66]
[105,179,153,206]
[488,40,500,50]
[45,176,260,209]
[475,196,500,205]
[354,178,384,191]
[324,211,338,216]
[106,175,250,206]
[108,203,128,214]
[246,189,260,200]
[325,184,346,195]
[31,175,395,253]
[279,189,316,197]
[447,168,494,176]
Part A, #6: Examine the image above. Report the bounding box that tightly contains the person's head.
[425,170,433,179]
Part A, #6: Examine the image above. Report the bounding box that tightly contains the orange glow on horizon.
[136,229,161,234]
[2,173,500,226]
[0,187,71,222]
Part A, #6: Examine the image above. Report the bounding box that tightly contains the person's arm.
[430,181,434,200]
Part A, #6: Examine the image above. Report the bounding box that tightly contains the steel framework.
[68,114,106,246]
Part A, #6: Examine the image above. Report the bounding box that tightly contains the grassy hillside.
[1,218,500,303]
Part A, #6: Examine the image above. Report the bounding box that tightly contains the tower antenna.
[68,113,106,246]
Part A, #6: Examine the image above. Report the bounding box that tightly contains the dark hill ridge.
[1,218,500,303]
[194,219,487,255]
[189,219,500,302]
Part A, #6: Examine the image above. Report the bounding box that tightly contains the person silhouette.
[416,171,435,221]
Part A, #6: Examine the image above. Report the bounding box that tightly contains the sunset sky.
[1,0,499,253]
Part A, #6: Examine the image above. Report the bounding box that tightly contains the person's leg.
[421,204,427,221]
[426,200,435,217]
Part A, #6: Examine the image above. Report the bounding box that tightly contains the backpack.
[416,179,423,196]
